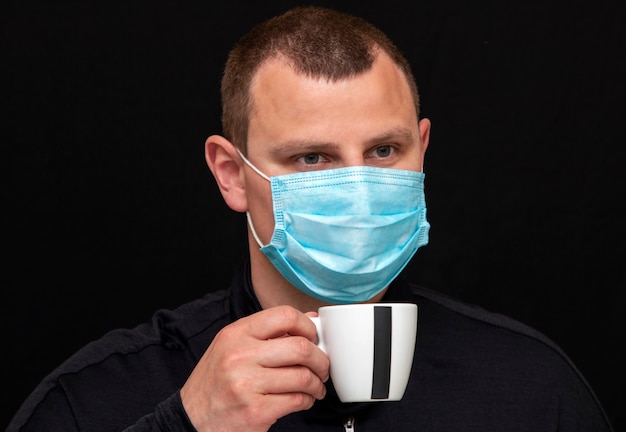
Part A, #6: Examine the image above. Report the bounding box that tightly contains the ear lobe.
[205,135,248,212]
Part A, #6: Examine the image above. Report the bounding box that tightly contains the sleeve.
[122,391,197,432]
[9,386,197,432]
[556,372,615,432]
[7,385,81,432]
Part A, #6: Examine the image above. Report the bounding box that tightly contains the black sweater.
[8,260,614,431]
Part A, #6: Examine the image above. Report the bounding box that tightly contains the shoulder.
[411,284,558,348]
[410,283,574,366]
[68,288,232,365]
[9,289,232,431]
[405,284,613,430]
[410,283,603,398]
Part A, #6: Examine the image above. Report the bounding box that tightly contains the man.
[8,6,613,432]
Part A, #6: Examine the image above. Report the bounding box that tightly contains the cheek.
[245,177,275,243]
[394,147,425,172]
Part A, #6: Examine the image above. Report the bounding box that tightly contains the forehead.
[247,53,418,151]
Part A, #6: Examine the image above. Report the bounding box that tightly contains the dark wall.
[4,0,624,430]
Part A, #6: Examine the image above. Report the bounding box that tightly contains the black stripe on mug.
[371,306,392,399]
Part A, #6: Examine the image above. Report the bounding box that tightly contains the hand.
[180,305,330,432]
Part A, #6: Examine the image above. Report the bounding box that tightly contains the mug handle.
[308,316,326,354]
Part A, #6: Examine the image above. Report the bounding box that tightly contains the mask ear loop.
[237,149,270,181]
[246,212,265,248]
[236,149,270,248]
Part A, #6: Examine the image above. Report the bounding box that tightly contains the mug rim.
[318,302,417,311]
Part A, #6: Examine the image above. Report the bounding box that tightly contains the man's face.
[243,52,430,245]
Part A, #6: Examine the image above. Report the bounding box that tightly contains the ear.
[417,118,431,171]
[418,118,431,152]
[205,135,248,212]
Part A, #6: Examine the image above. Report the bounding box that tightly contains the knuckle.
[296,366,316,388]
[275,304,300,326]
[220,345,246,368]
[217,323,240,340]
[228,375,250,396]
[291,392,315,410]
[293,335,314,357]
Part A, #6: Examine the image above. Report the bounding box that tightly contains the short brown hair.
[220,6,420,153]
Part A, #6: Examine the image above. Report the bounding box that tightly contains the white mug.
[310,303,418,403]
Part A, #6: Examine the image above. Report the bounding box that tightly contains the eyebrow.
[269,140,341,156]
[364,126,415,145]
[269,127,416,155]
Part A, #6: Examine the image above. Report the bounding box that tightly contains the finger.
[244,305,318,341]
[255,365,327,401]
[256,335,329,382]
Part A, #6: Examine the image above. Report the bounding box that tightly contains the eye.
[370,145,394,158]
[297,153,324,165]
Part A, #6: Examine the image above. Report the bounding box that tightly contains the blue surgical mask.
[239,150,430,304]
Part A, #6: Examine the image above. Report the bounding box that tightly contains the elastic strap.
[246,211,265,248]
[237,149,270,181]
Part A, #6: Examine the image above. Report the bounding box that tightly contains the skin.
[181,51,431,431]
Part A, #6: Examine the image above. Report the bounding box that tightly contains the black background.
[4,0,625,430]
